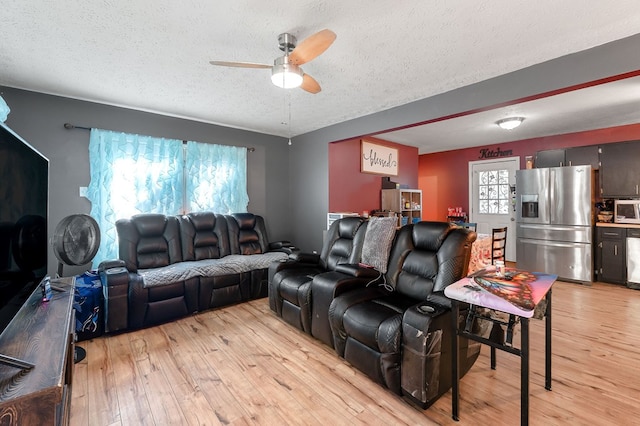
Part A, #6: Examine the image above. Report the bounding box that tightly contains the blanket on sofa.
[139,252,288,288]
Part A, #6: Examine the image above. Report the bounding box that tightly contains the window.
[477,169,510,214]
[86,129,248,265]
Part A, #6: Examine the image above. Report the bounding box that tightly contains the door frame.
[468,156,520,261]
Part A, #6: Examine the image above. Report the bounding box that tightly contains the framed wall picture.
[361,139,399,176]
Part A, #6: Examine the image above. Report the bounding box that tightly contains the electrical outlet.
[79,186,88,197]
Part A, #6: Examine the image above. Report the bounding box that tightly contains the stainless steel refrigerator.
[516,165,593,283]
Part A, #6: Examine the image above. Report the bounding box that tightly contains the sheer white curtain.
[185,141,249,213]
[87,129,249,265]
[86,129,249,266]
[87,129,184,265]
[0,95,10,122]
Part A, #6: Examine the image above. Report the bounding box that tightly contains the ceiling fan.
[210,29,336,94]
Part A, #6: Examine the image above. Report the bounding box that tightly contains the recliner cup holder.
[417,304,436,314]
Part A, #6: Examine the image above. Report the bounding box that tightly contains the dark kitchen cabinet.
[565,145,599,169]
[535,149,565,168]
[596,227,626,284]
[600,140,640,197]
[535,146,599,169]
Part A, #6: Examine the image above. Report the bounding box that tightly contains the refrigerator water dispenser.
[521,195,539,218]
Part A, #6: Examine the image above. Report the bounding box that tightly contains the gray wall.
[1,87,291,277]
[4,32,640,267]
[289,32,640,252]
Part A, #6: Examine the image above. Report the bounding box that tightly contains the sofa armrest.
[311,271,381,347]
[268,240,299,255]
[267,257,316,285]
[288,251,320,264]
[98,258,126,271]
[334,263,381,279]
[99,264,130,333]
[425,290,453,309]
[268,240,292,250]
[401,301,450,408]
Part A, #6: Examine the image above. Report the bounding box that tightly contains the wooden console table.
[0,277,75,425]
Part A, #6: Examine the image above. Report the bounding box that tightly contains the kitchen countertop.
[596,222,640,229]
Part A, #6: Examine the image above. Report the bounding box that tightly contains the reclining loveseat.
[101,212,293,330]
[268,218,482,409]
[268,216,373,346]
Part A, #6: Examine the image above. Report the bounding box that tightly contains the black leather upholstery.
[113,211,287,330]
[309,266,382,347]
[116,214,183,272]
[180,212,246,309]
[116,213,198,329]
[179,212,230,261]
[226,213,282,298]
[329,222,480,408]
[268,217,368,335]
[227,212,269,255]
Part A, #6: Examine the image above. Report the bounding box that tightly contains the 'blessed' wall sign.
[361,140,398,176]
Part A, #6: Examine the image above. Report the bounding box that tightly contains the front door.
[469,157,520,262]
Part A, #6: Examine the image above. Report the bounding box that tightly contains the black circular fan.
[52,214,100,363]
[52,214,101,277]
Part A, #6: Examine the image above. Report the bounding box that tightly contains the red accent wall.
[419,123,640,220]
[329,137,418,213]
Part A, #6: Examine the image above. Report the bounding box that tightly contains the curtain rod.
[64,123,91,131]
[63,122,255,152]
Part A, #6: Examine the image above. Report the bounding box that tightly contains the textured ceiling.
[2,1,640,152]
[380,74,640,153]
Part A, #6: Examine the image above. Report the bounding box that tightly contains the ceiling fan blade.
[209,60,271,69]
[300,73,321,94]
[289,29,336,65]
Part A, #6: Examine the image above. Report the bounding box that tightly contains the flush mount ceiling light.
[271,56,303,89]
[496,117,525,130]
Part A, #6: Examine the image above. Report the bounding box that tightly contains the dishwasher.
[627,228,640,289]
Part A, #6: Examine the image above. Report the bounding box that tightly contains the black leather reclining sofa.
[269,218,483,409]
[100,212,293,331]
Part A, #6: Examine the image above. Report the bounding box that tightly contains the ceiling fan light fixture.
[271,57,303,89]
[496,117,525,130]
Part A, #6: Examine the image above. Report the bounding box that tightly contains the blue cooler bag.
[74,270,105,341]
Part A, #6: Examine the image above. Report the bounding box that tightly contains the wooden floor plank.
[69,348,89,426]
[159,320,226,426]
[174,316,253,425]
[220,304,360,425]
[71,280,640,425]
[85,337,120,425]
[128,329,190,425]
[105,332,155,425]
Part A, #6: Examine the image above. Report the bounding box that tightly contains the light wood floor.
[70,280,640,425]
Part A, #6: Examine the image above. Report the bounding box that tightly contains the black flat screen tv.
[0,122,49,335]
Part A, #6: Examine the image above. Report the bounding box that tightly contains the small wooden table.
[445,268,556,425]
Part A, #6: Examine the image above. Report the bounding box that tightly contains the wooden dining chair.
[491,226,508,264]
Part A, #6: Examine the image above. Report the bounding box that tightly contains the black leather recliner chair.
[268,217,368,335]
[226,212,296,298]
[179,212,237,310]
[328,221,481,408]
[116,213,199,328]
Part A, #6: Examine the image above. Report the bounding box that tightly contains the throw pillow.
[361,216,397,273]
